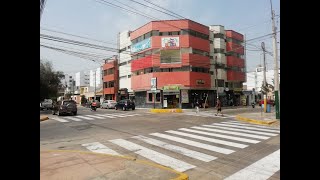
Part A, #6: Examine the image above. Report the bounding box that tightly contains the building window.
[156,93,160,102]
[214,48,225,53]
[160,49,181,63]
[217,79,224,87]
[148,93,153,102]
[128,75,131,78]
[225,82,229,88]
[214,33,224,39]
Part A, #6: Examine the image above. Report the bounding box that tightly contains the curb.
[41,150,188,180]
[40,116,49,122]
[150,109,183,113]
[236,115,277,125]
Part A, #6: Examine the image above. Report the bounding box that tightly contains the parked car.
[52,100,77,116]
[101,100,117,109]
[40,99,53,110]
[115,99,135,111]
[259,99,275,106]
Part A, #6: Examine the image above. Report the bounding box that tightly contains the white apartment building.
[244,67,280,93]
[89,67,102,89]
[119,30,133,94]
[64,74,75,94]
[75,71,90,94]
[209,25,227,94]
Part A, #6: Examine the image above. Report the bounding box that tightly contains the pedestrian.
[195,100,200,113]
[215,99,223,116]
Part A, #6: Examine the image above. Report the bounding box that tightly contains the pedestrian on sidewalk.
[195,100,200,113]
[215,99,223,116]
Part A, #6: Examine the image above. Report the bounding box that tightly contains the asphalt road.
[40,106,280,179]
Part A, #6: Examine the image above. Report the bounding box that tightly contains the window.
[162,32,169,36]
[148,93,153,102]
[151,30,159,36]
[160,49,181,63]
[108,81,115,88]
[217,79,224,87]
[128,75,131,78]
[156,93,160,102]
[108,68,114,75]
[181,29,189,35]
[225,82,229,88]
[159,32,163,36]
[172,31,180,35]
[214,33,224,39]
[214,48,225,53]
[144,32,151,39]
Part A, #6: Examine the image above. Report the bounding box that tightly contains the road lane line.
[109,139,196,172]
[82,142,120,155]
[166,130,248,149]
[191,126,269,140]
[179,128,260,144]
[94,114,116,118]
[225,149,280,180]
[150,133,235,154]
[203,125,278,136]
[63,117,82,121]
[75,116,94,120]
[222,121,280,130]
[132,135,217,162]
[213,123,280,133]
[85,115,105,119]
[50,117,69,122]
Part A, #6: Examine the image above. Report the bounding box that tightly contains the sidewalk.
[236,111,280,127]
[40,150,188,180]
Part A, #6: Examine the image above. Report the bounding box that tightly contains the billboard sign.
[132,38,151,53]
[161,37,179,48]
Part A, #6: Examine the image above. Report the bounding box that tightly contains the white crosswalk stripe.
[85,115,105,119]
[75,116,94,120]
[63,116,82,121]
[150,132,235,154]
[50,117,69,122]
[82,142,120,155]
[110,139,196,172]
[184,112,236,118]
[178,128,260,144]
[132,135,217,162]
[94,114,116,118]
[212,123,280,133]
[223,121,280,130]
[191,126,270,140]
[166,130,248,148]
[203,125,278,136]
[225,149,280,180]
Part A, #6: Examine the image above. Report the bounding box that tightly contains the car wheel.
[132,107,135,110]
[73,111,77,115]
[122,106,126,111]
[52,110,56,115]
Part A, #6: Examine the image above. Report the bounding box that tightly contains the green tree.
[40,59,65,101]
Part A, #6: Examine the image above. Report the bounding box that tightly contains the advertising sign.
[161,37,179,48]
[163,85,180,91]
[151,77,157,91]
[132,38,151,53]
[181,89,189,103]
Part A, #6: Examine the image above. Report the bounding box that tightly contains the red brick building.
[103,56,119,101]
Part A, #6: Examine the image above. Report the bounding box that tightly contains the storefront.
[162,85,180,108]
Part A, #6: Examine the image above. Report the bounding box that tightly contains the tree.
[40,59,65,101]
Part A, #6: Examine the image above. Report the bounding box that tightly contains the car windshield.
[63,101,75,105]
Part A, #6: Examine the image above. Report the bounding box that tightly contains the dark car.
[115,99,135,111]
[52,100,77,116]
[259,99,275,106]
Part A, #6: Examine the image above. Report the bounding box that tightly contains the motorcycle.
[251,102,255,108]
[91,102,97,111]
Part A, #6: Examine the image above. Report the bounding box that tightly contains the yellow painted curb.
[41,150,188,180]
[40,116,49,122]
[150,109,183,113]
[236,115,277,125]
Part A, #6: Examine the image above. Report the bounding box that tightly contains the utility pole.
[270,0,280,119]
[215,56,219,103]
[261,42,267,113]
[94,70,96,101]
[102,65,104,102]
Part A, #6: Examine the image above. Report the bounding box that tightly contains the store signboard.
[181,89,189,103]
[132,38,151,53]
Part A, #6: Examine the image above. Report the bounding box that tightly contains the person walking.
[215,99,223,116]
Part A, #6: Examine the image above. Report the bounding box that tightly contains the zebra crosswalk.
[183,111,236,119]
[50,112,147,123]
[80,120,280,177]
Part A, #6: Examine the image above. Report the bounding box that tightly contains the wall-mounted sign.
[181,89,189,103]
[196,80,205,85]
[151,77,157,91]
[161,37,179,48]
[163,85,180,91]
[234,88,242,92]
[132,38,151,53]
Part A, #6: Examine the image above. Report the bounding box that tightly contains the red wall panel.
[225,30,244,41]
[131,56,153,71]
[227,56,245,68]
[226,42,244,55]
[227,71,246,81]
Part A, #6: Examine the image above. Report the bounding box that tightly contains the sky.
[40,0,280,75]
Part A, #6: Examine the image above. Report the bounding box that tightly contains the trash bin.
[266,104,271,113]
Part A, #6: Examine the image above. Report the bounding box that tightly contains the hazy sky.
[40,0,280,75]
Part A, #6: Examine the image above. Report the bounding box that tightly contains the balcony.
[225,30,244,41]
[227,71,245,81]
[227,56,245,68]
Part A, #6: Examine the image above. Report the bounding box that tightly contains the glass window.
[151,30,159,36]
[181,29,189,35]
[156,93,161,102]
[217,79,224,87]
[162,32,169,36]
[172,31,180,35]
[214,33,224,39]
[144,32,151,39]
[148,93,153,102]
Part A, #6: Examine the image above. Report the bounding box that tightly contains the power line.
[141,0,186,19]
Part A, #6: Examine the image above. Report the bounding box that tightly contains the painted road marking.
[191,126,269,140]
[184,113,214,118]
[213,123,280,133]
[179,128,260,144]
[85,115,105,119]
[94,114,116,119]
[203,125,278,136]
[223,121,280,130]
[75,116,94,120]
[51,117,69,123]
[110,139,196,172]
[81,142,120,155]
[63,117,82,121]
[166,130,248,149]
[132,135,217,162]
[225,149,280,180]
[150,133,235,154]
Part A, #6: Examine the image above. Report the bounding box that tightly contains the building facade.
[103,56,119,101]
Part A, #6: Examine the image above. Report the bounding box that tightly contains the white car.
[101,100,117,109]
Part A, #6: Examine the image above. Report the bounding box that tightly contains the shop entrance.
[163,94,179,108]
